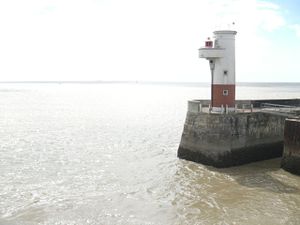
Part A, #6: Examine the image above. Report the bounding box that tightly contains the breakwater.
[178,99,300,168]
[281,119,300,175]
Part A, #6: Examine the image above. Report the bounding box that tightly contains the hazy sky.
[0,0,299,82]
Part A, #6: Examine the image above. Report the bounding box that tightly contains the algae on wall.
[178,112,286,168]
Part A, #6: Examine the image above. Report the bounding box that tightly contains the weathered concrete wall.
[178,112,286,167]
[281,119,300,175]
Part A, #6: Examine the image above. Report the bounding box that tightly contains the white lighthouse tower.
[199,30,237,112]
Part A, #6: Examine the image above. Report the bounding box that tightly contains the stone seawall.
[178,112,286,167]
[281,119,300,175]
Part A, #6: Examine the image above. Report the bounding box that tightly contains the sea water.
[0,82,300,225]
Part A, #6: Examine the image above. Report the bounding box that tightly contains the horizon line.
[0,80,300,84]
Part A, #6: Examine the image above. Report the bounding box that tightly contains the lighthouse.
[199,30,237,112]
[178,29,300,168]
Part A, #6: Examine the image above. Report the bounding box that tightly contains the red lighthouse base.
[211,84,235,108]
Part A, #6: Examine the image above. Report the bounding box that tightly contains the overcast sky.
[0,0,299,82]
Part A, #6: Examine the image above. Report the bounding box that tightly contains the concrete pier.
[281,119,300,175]
[178,99,300,168]
[188,28,300,168]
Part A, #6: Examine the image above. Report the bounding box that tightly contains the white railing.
[188,100,254,114]
[187,99,300,116]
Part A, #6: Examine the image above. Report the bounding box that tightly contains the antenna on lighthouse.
[227,22,236,29]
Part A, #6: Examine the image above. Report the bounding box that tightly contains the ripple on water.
[1,84,300,225]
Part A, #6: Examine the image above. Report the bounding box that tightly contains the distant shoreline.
[0,81,300,87]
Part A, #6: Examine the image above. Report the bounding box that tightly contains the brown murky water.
[0,83,300,225]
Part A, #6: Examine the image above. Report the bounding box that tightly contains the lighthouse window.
[223,90,229,96]
[223,70,228,75]
[205,41,213,47]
